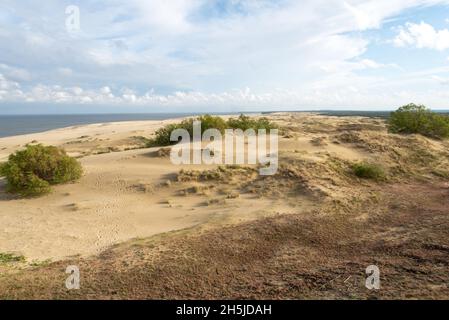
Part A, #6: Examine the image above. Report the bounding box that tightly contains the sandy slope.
[1,113,448,299]
[0,113,408,262]
[0,146,292,261]
[0,119,179,161]
[0,115,297,261]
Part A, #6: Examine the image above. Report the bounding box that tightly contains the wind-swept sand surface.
[0,118,182,161]
[1,113,448,299]
[0,114,302,261]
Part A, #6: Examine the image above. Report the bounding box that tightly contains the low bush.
[352,162,386,181]
[227,114,278,131]
[0,144,83,197]
[149,114,278,147]
[150,123,184,147]
[389,104,449,139]
[198,114,228,133]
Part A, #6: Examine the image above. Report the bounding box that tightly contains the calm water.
[1,110,447,138]
[0,113,217,138]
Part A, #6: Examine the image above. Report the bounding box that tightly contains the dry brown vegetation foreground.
[0,181,448,299]
[0,113,448,299]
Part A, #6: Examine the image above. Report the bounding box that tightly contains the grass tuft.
[0,252,25,264]
[352,162,386,181]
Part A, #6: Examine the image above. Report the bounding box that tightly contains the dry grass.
[0,181,447,299]
[1,113,449,300]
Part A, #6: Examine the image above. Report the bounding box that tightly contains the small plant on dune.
[0,252,25,263]
[0,144,83,197]
[389,103,449,139]
[352,162,386,181]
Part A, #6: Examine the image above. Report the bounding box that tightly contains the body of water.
[0,113,224,138]
[1,110,448,138]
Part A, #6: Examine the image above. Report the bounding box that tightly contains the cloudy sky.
[1,0,449,113]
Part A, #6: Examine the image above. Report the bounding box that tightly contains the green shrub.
[150,123,185,147]
[198,114,227,133]
[149,114,278,147]
[227,114,278,131]
[1,144,83,197]
[0,162,6,177]
[352,162,385,181]
[0,252,25,263]
[389,104,449,139]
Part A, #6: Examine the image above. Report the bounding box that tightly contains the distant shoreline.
[0,112,252,138]
[1,110,448,139]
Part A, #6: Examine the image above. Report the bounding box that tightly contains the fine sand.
[1,113,448,299]
[0,112,431,262]
[0,114,302,261]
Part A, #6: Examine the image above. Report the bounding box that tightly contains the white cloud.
[0,77,448,109]
[344,1,383,30]
[0,73,20,90]
[393,22,449,50]
[71,87,83,95]
[355,59,399,69]
[130,0,200,34]
[1,0,449,110]
[432,75,449,85]
[58,68,73,77]
[100,86,112,95]
[0,64,32,81]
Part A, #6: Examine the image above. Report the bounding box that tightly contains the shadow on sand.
[0,178,19,201]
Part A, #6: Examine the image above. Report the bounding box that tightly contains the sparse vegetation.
[431,168,449,179]
[156,147,171,158]
[179,185,213,196]
[204,197,226,206]
[177,165,257,183]
[352,162,385,181]
[0,252,25,264]
[1,113,449,300]
[389,103,449,139]
[149,114,278,147]
[0,144,83,197]
[226,191,240,199]
[310,136,327,146]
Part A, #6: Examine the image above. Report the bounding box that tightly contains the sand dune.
[1,112,448,265]
[1,112,448,299]
[0,115,290,261]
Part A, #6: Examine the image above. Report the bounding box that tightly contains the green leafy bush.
[352,162,385,181]
[198,114,228,133]
[389,104,449,139]
[0,144,83,197]
[150,123,186,147]
[227,114,278,131]
[149,114,278,147]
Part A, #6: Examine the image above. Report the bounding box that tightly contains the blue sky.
[0,0,449,114]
